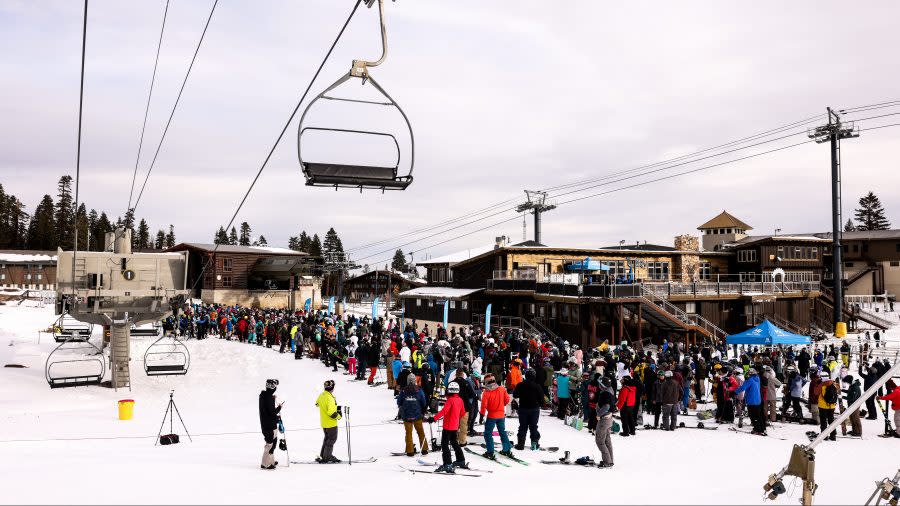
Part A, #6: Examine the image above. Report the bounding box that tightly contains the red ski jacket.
[879,388,900,410]
[616,385,637,410]
[434,394,465,430]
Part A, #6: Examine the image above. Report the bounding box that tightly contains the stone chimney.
[674,234,699,252]
[674,234,700,282]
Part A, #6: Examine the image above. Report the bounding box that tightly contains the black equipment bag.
[159,434,180,445]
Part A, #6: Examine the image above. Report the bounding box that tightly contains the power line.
[189,0,364,292]
[126,0,170,215]
[842,111,900,123]
[130,0,219,215]
[346,113,826,255]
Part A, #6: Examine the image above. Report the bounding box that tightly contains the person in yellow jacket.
[315,380,342,463]
[817,371,838,441]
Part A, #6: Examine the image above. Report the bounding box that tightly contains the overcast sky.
[2,1,899,265]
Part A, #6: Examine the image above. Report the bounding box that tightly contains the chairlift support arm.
[353,0,393,78]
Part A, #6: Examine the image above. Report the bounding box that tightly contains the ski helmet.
[266,379,279,390]
[525,368,537,381]
[324,379,335,391]
[447,382,460,394]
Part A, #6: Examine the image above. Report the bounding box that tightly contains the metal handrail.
[639,285,727,342]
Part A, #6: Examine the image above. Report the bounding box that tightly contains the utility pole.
[808,107,859,329]
[516,190,556,245]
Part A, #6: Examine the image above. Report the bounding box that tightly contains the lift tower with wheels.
[54,229,190,390]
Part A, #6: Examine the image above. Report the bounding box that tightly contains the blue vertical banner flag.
[442,300,449,329]
[484,303,492,335]
[400,304,406,332]
[372,297,380,319]
[303,298,311,312]
[328,296,335,315]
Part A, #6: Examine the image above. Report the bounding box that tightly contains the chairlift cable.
[125,0,171,215]
[130,0,219,215]
[189,0,364,293]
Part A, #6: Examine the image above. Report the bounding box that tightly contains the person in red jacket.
[616,375,638,437]
[877,382,900,437]
[427,382,467,473]
[479,373,514,460]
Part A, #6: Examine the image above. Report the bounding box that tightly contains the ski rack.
[865,469,900,506]
[45,334,106,388]
[143,334,190,376]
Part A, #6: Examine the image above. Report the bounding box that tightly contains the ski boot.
[481,451,497,460]
[499,449,515,459]
[575,456,595,466]
[597,461,614,469]
[435,464,455,474]
[327,456,341,463]
[530,441,540,451]
[558,450,572,464]
[452,460,469,470]
[515,439,526,451]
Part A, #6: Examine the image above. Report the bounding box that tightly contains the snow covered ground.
[1,302,898,505]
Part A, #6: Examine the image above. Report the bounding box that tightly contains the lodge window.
[738,250,756,262]
[560,305,570,323]
[739,272,756,282]
[428,299,433,308]
[416,298,421,307]
[0,273,5,280]
[570,305,579,323]
[843,245,849,253]
[896,243,900,252]
[862,243,869,253]
[460,300,468,310]
[685,302,697,314]
[34,273,42,281]
[602,260,626,278]
[647,261,669,280]
[222,276,232,287]
[852,244,859,253]
[25,274,31,280]
[223,258,233,272]
[891,261,900,267]
[776,245,819,261]
[449,301,456,309]
[699,262,711,280]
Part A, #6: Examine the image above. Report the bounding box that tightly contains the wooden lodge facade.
[397,213,879,349]
[342,269,425,304]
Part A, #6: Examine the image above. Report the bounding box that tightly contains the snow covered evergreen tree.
[239,222,252,246]
[228,226,238,245]
[53,175,74,249]
[137,219,150,249]
[392,249,407,272]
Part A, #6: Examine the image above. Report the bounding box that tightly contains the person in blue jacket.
[733,367,765,435]
[397,374,429,456]
[556,368,571,420]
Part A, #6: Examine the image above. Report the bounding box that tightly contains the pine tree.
[165,225,175,248]
[853,191,891,230]
[299,231,311,253]
[123,209,137,247]
[239,222,252,246]
[54,175,74,249]
[254,235,268,246]
[11,196,29,248]
[154,229,166,249]
[28,195,56,250]
[87,209,98,250]
[137,219,150,249]
[214,226,228,245]
[228,226,238,245]
[0,183,8,248]
[94,212,113,251]
[362,264,370,273]
[391,249,407,272]
[288,236,299,251]
[75,204,89,250]
[309,234,322,257]
[844,218,855,232]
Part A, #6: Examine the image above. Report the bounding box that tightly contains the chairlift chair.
[45,335,106,388]
[52,313,93,343]
[297,0,414,192]
[143,334,190,376]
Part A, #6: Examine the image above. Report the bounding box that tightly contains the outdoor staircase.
[525,317,563,343]
[751,313,807,335]
[638,285,728,343]
[820,286,892,330]
[110,324,132,390]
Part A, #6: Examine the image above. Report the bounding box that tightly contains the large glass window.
[647,262,669,280]
[699,262,711,280]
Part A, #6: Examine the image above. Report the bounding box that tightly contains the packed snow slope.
[1,302,897,505]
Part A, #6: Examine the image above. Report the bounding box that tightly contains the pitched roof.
[697,211,753,231]
[169,243,307,256]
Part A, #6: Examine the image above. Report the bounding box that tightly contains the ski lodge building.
[399,211,897,349]
[166,243,321,309]
[0,250,57,290]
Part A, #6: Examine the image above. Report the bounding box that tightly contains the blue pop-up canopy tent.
[726,319,811,346]
[564,257,610,272]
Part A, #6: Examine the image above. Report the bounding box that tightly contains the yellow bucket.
[118,399,135,420]
[834,322,847,338]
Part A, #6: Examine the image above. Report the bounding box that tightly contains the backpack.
[823,382,838,405]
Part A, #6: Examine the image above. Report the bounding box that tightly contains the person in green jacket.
[841,375,862,437]
[315,379,342,463]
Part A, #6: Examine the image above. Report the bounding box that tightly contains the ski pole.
[345,406,352,466]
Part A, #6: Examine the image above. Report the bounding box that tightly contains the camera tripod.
[156,390,192,445]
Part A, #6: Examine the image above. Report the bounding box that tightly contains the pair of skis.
[727,427,787,440]
[290,457,377,465]
[463,446,529,466]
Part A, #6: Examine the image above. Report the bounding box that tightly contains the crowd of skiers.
[211,300,900,472]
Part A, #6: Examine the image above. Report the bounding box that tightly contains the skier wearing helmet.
[259,379,283,469]
[315,379,342,463]
[426,381,467,473]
